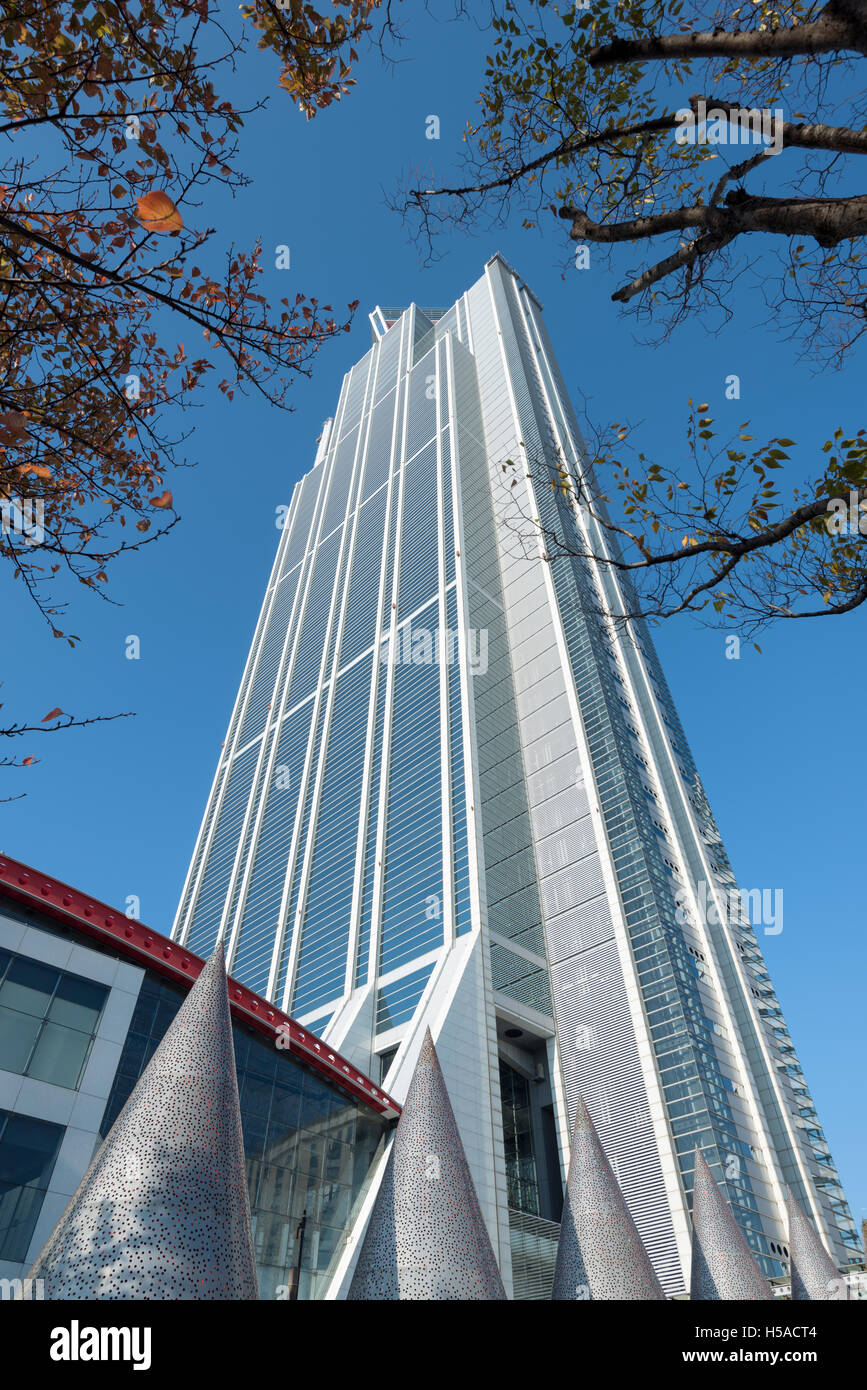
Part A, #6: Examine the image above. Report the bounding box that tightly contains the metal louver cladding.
[490,941,552,1014]
[689,1148,774,1301]
[347,1030,506,1300]
[508,1209,560,1300]
[21,943,257,1300]
[549,937,681,1291]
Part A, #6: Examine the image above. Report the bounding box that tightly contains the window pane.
[0,1110,64,1186]
[255,1162,297,1218]
[319,1181,351,1230]
[299,1079,334,1129]
[0,1007,41,1075]
[28,1023,91,1090]
[255,1209,295,1267]
[0,1110,64,1262]
[241,1075,273,1120]
[0,1182,44,1262]
[0,957,58,1018]
[269,1080,302,1135]
[48,975,108,1032]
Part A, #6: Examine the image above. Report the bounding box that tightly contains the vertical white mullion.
[339,632,381,998]
[342,341,406,999]
[283,348,378,1004]
[172,759,228,945]
[278,346,383,1012]
[462,292,475,355]
[444,334,486,943]
[366,314,413,1003]
[436,336,454,950]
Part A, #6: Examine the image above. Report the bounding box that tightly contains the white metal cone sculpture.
[23,941,258,1299]
[786,1187,846,1300]
[551,1095,664,1300]
[347,1028,506,1299]
[689,1148,773,1300]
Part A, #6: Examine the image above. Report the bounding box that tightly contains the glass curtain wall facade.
[173,255,857,1296]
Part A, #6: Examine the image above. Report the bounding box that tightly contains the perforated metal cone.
[786,1187,845,1300]
[347,1029,506,1299]
[551,1095,664,1300]
[689,1149,773,1300]
[24,941,258,1299]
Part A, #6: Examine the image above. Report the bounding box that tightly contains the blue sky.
[4,6,864,1231]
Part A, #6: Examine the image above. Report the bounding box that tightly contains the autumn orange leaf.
[149,490,173,508]
[22,755,35,766]
[41,707,63,721]
[135,191,184,235]
[0,411,29,444]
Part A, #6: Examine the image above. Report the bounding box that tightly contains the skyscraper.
[172,255,857,1297]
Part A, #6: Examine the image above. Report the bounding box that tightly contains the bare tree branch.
[588,1,867,67]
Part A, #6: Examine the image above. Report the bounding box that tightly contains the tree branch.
[588,3,867,67]
[691,95,867,157]
[0,711,135,739]
[411,112,680,202]
[586,485,867,572]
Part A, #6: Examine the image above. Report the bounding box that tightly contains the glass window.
[269,1079,303,1133]
[241,1074,274,1120]
[375,964,434,1033]
[0,951,108,1091]
[500,1060,541,1217]
[0,1109,64,1261]
[28,1024,93,1090]
[48,974,108,1032]
[0,1008,41,1074]
[377,1047,398,1085]
[0,956,60,1018]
